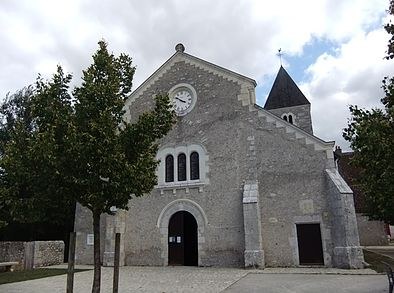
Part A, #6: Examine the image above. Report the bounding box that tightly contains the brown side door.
[296,223,324,265]
[168,211,198,266]
[168,212,184,265]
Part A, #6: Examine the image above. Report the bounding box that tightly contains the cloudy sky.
[1,0,393,150]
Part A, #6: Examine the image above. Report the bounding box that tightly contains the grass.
[363,249,394,273]
[0,268,89,285]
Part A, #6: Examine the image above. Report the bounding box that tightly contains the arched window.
[283,115,288,122]
[165,155,174,182]
[177,153,186,181]
[288,114,293,124]
[157,145,208,188]
[190,152,200,180]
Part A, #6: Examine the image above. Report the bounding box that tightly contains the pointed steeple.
[264,66,310,110]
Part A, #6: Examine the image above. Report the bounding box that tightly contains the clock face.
[172,88,194,115]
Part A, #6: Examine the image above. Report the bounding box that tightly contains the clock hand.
[175,97,186,103]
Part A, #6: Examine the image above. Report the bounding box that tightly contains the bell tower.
[264,66,313,134]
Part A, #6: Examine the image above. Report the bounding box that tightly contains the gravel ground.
[0,266,384,293]
[0,266,247,293]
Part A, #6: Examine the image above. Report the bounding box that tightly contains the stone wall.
[356,214,389,246]
[245,107,332,267]
[73,56,251,268]
[0,242,25,270]
[33,241,64,267]
[121,59,247,268]
[0,241,64,270]
[74,204,108,265]
[325,169,364,269]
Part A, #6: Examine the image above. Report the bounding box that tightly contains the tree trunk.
[92,211,101,293]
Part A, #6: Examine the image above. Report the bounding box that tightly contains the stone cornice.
[326,168,353,194]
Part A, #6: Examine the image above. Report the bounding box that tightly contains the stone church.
[74,44,364,269]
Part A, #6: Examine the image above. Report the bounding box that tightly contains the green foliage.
[67,40,174,215]
[343,1,394,224]
[0,40,175,292]
[385,0,394,60]
[343,103,394,224]
[0,87,34,156]
[0,70,76,226]
[1,40,174,219]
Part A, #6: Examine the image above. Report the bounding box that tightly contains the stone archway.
[157,199,207,266]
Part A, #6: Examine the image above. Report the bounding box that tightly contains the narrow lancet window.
[165,155,174,182]
[190,152,200,180]
[177,153,187,181]
[283,115,288,122]
[288,114,293,124]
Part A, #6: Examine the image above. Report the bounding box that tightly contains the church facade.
[74,44,364,269]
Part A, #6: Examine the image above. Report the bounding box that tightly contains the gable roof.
[264,66,310,110]
[124,46,256,110]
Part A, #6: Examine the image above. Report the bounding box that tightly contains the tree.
[343,0,394,225]
[0,76,81,271]
[0,41,175,293]
[0,86,34,157]
[0,84,75,228]
[0,87,33,228]
[70,41,174,292]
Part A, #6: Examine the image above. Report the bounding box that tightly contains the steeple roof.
[264,66,310,110]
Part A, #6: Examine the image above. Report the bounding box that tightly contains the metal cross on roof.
[277,48,283,66]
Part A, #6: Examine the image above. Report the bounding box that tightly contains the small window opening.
[288,114,293,124]
[165,155,174,182]
[178,153,187,181]
[190,152,200,180]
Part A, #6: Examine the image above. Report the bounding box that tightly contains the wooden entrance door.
[296,223,324,265]
[168,211,198,266]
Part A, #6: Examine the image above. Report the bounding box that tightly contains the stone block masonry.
[0,242,25,270]
[242,180,264,268]
[0,241,64,270]
[33,241,64,268]
[326,169,364,269]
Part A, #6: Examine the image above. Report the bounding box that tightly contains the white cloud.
[301,28,394,149]
[0,0,391,150]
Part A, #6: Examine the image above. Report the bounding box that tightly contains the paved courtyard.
[224,273,388,293]
[0,266,388,293]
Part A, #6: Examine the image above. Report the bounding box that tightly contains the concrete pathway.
[364,245,394,259]
[223,274,388,293]
[0,266,386,293]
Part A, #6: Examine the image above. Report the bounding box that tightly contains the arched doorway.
[168,211,198,266]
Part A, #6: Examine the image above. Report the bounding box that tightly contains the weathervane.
[277,48,283,66]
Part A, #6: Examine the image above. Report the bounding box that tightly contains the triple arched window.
[158,145,206,187]
[165,152,200,183]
